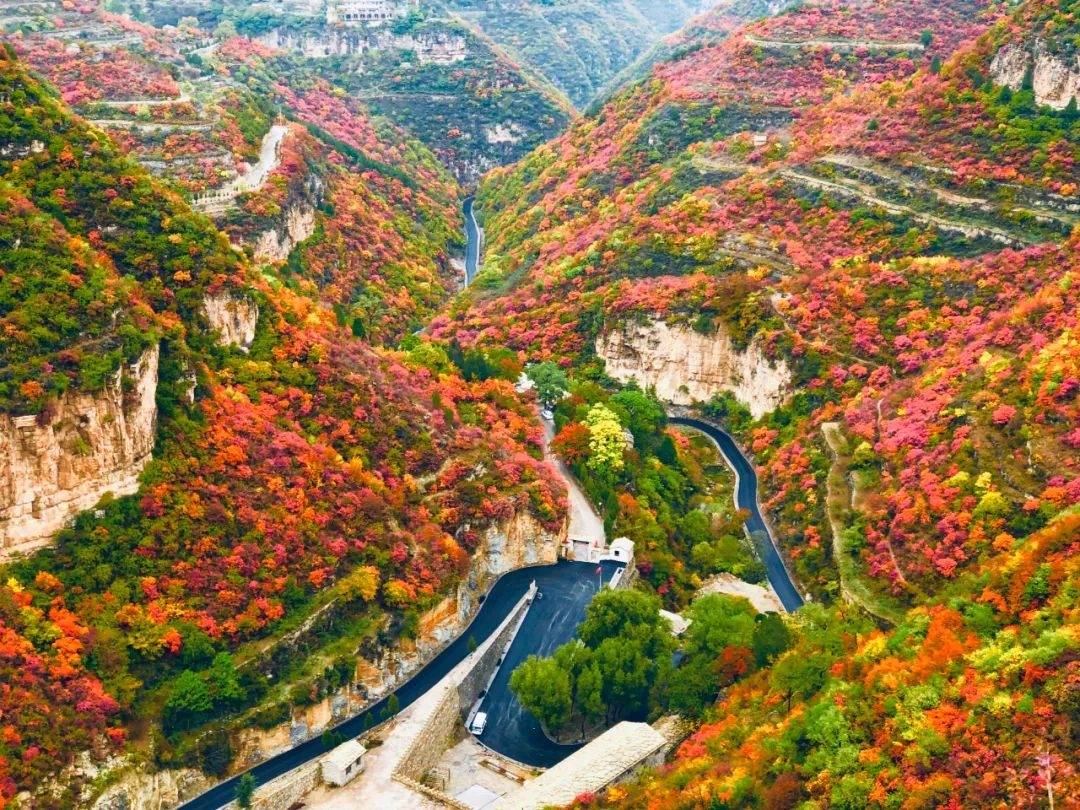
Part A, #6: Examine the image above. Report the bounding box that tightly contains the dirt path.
[745,35,924,51]
[821,422,903,626]
[782,169,1033,246]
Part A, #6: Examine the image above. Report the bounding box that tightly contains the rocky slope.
[596,318,791,418]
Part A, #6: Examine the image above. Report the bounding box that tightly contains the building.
[327,0,411,25]
[494,722,667,809]
[321,739,367,787]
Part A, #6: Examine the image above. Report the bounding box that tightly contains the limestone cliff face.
[202,291,259,350]
[0,345,158,559]
[93,764,213,810]
[254,201,317,263]
[992,41,1080,110]
[596,319,791,419]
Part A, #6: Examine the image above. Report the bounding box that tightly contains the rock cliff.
[254,201,317,264]
[202,291,259,350]
[596,319,791,419]
[991,41,1080,110]
[0,346,158,559]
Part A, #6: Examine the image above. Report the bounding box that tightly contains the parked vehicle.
[469,712,488,736]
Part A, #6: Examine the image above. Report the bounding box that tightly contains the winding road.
[178,204,802,809]
[177,562,603,810]
[669,416,804,611]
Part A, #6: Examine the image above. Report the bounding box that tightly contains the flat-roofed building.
[494,722,667,810]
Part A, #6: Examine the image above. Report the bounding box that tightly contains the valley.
[0,0,1078,808]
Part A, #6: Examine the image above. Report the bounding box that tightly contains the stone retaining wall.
[221,761,321,810]
[455,585,533,712]
[389,585,535,804]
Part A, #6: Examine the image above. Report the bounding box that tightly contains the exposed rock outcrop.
[202,291,259,350]
[0,345,158,559]
[991,41,1080,110]
[254,201,317,263]
[92,764,213,810]
[596,318,791,419]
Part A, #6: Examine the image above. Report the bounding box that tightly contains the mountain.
[437,0,1080,803]
[0,46,565,805]
[444,0,718,108]
[9,0,573,183]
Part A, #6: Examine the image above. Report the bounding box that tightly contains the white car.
[469,712,488,736]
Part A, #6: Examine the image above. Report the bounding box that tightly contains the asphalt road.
[473,559,623,766]
[177,562,585,810]
[670,417,804,612]
[463,196,480,283]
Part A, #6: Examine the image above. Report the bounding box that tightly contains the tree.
[579,589,665,648]
[206,652,245,706]
[552,422,591,465]
[510,656,572,732]
[164,670,212,732]
[683,595,756,661]
[584,403,625,472]
[752,612,792,667]
[576,663,606,731]
[235,773,255,809]
[770,652,831,711]
[609,387,665,450]
[527,361,569,407]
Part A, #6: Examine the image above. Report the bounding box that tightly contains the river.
[463,196,481,284]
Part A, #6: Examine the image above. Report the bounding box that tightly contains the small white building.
[603,537,634,565]
[321,739,367,787]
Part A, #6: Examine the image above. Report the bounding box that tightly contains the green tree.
[235,772,256,809]
[527,361,569,407]
[206,652,245,706]
[752,612,792,667]
[576,663,606,730]
[579,589,662,646]
[510,656,573,732]
[164,670,212,731]
[609,387,665,450]
[683,594,756,661]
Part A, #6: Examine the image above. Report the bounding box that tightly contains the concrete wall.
[388,585,535,804]
[394,686,461,784]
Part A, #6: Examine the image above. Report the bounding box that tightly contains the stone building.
[321,739,367,787]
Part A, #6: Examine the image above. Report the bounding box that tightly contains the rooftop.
[322,739,366,771]
[494,722,666,809]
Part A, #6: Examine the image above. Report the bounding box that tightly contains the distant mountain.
[444,0,722,107]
